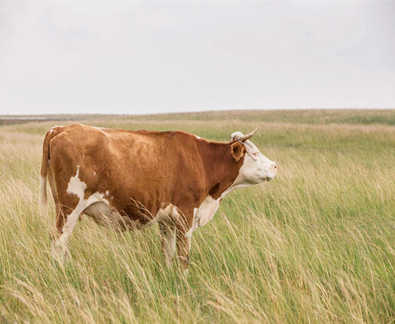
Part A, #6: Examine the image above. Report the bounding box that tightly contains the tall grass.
[0,111,394,323]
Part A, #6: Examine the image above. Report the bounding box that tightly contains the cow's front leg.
[175,215,193,272]
[159,220,177,267]
[164,205,193,272]
[176,228,191,271]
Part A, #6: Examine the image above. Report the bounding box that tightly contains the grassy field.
[0,110,394,323]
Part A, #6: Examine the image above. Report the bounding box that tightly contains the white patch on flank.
[195,135,201,140]
[66,166,86,199]
[52,165,109,262]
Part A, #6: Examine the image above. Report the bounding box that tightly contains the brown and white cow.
[40,124,277,269]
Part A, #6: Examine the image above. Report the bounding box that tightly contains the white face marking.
[238,140,277,184]
[230,132,277,185]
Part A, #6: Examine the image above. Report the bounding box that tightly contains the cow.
[40,124,277,270]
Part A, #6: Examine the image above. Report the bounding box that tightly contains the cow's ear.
[230,142,245,162]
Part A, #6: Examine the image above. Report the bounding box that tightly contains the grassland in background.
[0,110,394,323]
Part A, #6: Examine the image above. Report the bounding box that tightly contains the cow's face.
[231,131,277,185]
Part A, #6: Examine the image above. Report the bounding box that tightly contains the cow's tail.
[40,127,61,218]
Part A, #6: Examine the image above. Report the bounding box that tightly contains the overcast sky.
[1,0,394,115]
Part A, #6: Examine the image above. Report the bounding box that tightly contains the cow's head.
[230,129,277,185]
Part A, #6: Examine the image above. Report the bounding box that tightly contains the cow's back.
[49,124,206,222]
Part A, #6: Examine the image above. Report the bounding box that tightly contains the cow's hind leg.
[47,166,65,240]
[51,201,88,263]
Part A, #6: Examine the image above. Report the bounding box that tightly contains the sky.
[1,0,394,115]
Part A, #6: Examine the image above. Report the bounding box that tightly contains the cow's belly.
[84,201,141,230]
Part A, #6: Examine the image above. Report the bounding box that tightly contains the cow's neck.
[198,141,243,200]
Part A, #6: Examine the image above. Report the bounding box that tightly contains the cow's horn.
[230,128,258,143]
[240,128,257,142]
